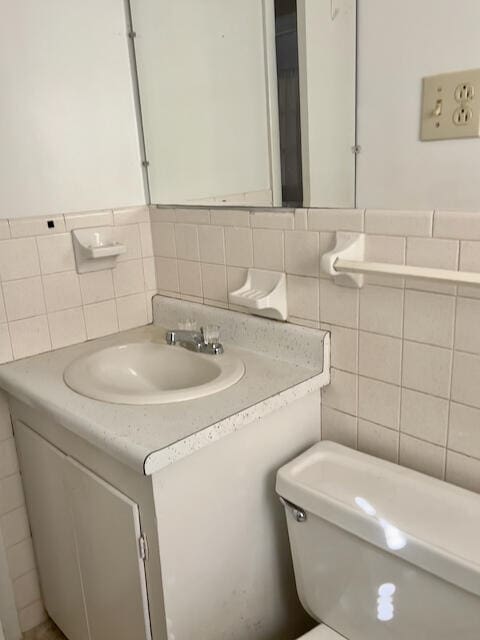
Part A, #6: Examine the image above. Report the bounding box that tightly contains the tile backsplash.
[0,205,154,632]
[151,204,480,496]
[3,201,480,633]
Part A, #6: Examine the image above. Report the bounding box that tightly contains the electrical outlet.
[420,68,480,141]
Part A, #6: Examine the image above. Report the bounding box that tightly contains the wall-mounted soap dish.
[72,227,126,274]
[228,269,287,321]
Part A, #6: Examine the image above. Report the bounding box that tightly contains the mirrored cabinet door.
[130,0,357,209]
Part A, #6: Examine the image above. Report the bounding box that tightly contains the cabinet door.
[64,457,152,640]
[14,422,89,640]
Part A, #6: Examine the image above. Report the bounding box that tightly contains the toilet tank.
[277,442,480,640]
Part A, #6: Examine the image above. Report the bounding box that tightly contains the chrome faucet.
[165,325,224,355]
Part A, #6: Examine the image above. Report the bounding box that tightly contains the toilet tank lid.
[276,441,480,597]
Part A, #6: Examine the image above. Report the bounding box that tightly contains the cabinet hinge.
[142,160,150,168]
[351,145,362,155]
[139,534,148,561]
[128,31,137,39]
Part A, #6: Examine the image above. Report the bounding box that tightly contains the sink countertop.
[0,297,330,475]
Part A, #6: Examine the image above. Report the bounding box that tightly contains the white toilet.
[277,441,480,640]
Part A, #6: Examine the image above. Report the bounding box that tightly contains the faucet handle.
[201,324,221,346]
[178,318,197,331]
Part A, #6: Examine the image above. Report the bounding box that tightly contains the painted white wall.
[356,0,480,211]
[131,0,280,206]
[0,0,145,219]
[297,0,356,208]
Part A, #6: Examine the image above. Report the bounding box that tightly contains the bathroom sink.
[63,342,245,405]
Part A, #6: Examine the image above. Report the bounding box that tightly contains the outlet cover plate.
[421,68,480,141]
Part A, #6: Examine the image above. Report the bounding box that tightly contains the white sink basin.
[63,342,245,405]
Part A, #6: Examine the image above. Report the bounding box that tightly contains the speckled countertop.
[0,297,330,475]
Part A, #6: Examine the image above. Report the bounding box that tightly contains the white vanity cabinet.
[15,421,151,640]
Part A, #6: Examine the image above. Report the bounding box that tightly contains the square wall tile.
[321,406,357,448]
[400,389,449,446]
[287,276,319,322]
[226,267,248,295]
[0,473,24,517]
[253,229,284,271]
[43,272,81,312]
[399,435,445,479]
[79,270,114,305]
[365,210,433,237]
[198,226,225,264]
[143,258,156,291]
[448,402,480,459]
[358,420,398,463]
[178,260,203,297]
[9,316,51,359]
[0,325,12,364]
[2,277,46,321]
[451,351,480,409]
[322,368,357,415]
[320,324,358,373]
[359,332,402,385]
[18,599,47,633]
[155,258,179,293]
[225,228,253,267]
[404,290,455,348]
[201,264,227,302]
[113,260,145,297]
[0,438,19,478]
[319,280,359,329]
[151,223,176,258]
[175,224,200,261]
[113,225,142,262]
[116,294,148,330]
[446,451,480,492]
[83,300,118,340]
[285,231,319,277]
[6,538,36,581]
[358,377,400,429]
[455,297,480,354]
[459,240,480,272]
[48,308,86,349]
[406,237,459,295]
[139,222,154,257]
[402,341,452,398]
[0,294,5,324]
[0,238,40,281]
[13,569,41,609]
[359,285,403,337]
[36,233,75,275]
[1,506,30,548]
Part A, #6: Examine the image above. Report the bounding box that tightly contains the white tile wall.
[4,202,480,632]
[0,205,154,632]
[151,204,480,497]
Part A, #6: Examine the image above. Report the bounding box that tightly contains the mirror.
[130,0,357,209]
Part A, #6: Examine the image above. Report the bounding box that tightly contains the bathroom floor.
[23,620,66,640]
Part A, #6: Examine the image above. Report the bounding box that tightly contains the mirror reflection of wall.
[275,0,303,207]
